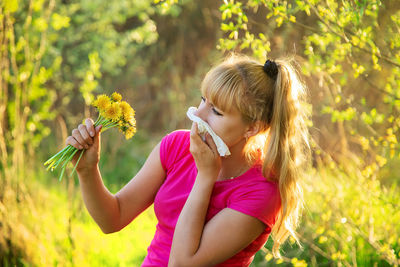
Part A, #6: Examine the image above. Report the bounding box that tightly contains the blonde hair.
[200,54,310,257]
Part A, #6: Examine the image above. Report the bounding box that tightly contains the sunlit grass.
[254,159,400,267]
[2,155,400,266]
[1,171,156,266]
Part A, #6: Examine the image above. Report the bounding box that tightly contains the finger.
[78,124,93,145]
[205,133,219,155]
[72,128,88,149]
[190,123,202,145]
[66,136,84,150]
[190,122,198,135]
[93,125,102,147]
[78,124,92,146]
[85,118,95,137]
[95,124,102,134]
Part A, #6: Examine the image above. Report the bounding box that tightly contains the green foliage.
[0,173,156,266]
[153,0,182,16]
[217,0,400,265]
[0,0,164,174]
[79,52,101,106]
[253,161,400,267]
[56,0,158,78]
[218,0,271,61]
[1,0,167,264]
[0,0,61,175]
[2,0,400,266]
[98,130,158,193]
[217,0,400,161]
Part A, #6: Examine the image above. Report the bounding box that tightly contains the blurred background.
[1,0,400,266]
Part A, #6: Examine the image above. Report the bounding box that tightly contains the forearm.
[170,174,214,266]
[77,165,120,233]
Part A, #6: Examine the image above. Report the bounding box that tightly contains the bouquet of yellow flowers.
[44,92,136,181]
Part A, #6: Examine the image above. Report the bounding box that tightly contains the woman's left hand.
[190,122,221,181]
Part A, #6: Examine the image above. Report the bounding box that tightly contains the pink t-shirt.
[141,130,281,267]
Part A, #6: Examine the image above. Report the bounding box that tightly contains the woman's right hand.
[65,118,103,173]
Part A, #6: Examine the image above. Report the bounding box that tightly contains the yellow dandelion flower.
[111,92,122,102]
[45,92,138,181]
[129,117,136,127]
[93,94,111,112]
[119,101,130,111]
[124,112,135,123]
[125,126,137,139]
[103,102,121,121]
[119,101,132,120]
[118,121,128,133]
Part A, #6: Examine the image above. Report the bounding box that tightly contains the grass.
[1,143,400,266]
[1,170,156,267]
[253,159,400,266]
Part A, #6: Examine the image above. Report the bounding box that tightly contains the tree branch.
[304,0,400,68]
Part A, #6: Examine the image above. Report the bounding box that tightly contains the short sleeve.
[159,130,190,172]
[228,181,281,229]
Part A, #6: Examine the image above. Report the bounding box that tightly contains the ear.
[244,121,263,139]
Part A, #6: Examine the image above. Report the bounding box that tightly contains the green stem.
[59,166,66,181]
[94,114,101,126]
[98,116,108,125]
[70,149,85,178]
[58,148,79,181]
[102,120,113,127]
[102,121,119,130]
[63,148,79,167]
[44,145,71,165]
[51,145,75,171]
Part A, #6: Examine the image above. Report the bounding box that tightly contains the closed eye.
[212,107,223,116]
[201,96,223,116]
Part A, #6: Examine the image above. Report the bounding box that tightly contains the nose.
[195,101,208,122]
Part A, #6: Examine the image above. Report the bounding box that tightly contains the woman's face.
[195,96,249,148]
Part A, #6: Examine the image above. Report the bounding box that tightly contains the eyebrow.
[203,95,225,113]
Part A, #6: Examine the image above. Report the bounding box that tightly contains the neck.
[217,138,251,181]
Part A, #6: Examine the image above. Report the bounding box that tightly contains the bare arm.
[168,124,265,266]
[77,142,165,233]
[77,164,120,233]
[169,174,265,267]
[67,118,166,233]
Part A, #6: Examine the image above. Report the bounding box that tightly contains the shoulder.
[161,130,190,155]
[237,165,279,196]
[227,167,281,229]
[235,170,280,207]
[162,129,190,145]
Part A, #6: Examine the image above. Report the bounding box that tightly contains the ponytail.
[263,59,310,257]
[199,54,311,257]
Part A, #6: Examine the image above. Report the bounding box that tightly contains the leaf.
[33,17,48,32]
[51,13,70,30]
[3,0,18,13]
[276,16,284,27]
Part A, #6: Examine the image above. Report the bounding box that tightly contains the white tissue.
[186,107,231,156]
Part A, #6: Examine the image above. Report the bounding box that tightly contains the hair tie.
[263,59,278,80]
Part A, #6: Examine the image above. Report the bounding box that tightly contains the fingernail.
[79,146,83,150]
[90,131,94,137]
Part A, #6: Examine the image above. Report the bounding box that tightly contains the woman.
[65,54,310,266]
